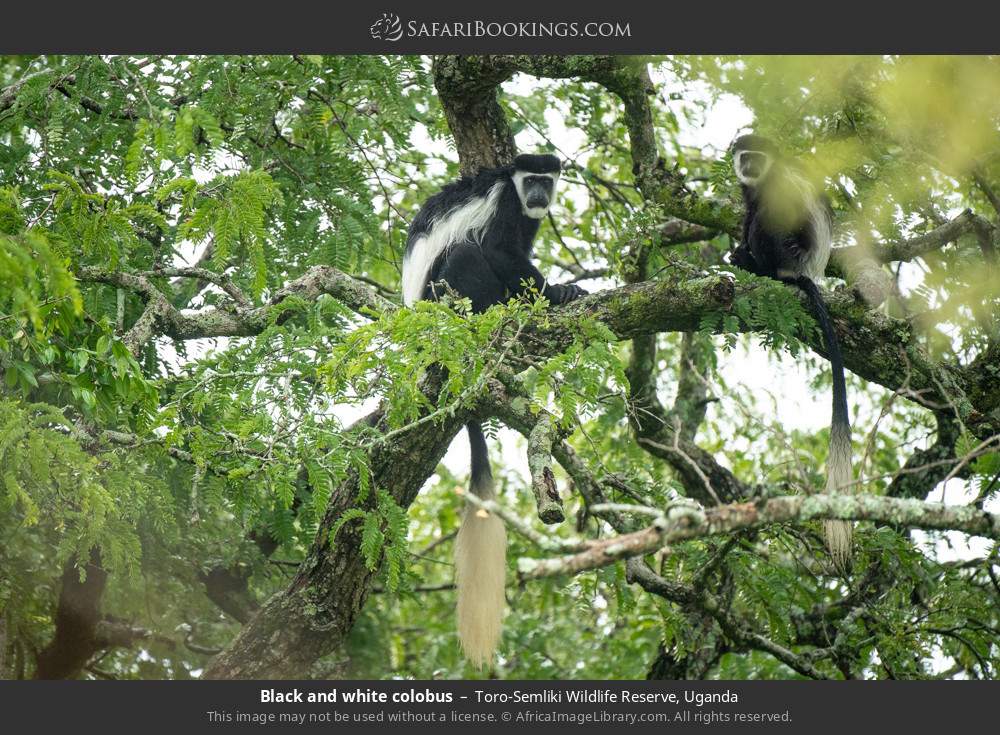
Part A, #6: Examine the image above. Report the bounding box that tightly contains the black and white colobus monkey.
[729,134,854,569]
[402,153,587,666]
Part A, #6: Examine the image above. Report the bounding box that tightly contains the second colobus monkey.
[402,153,587,666]
[729,134,854,570]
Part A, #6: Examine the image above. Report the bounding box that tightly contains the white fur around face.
[733,150,773,187]
[401,182,505,306]
[511,170,558,219]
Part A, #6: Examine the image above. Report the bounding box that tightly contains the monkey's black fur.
[406,154,584,312]
[730,139,846,435]
[787,276,849,438]
[732,172,847,437]
[404,152,586,491]
[730,136,831,280]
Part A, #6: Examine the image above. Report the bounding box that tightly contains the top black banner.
[2,0,998,54]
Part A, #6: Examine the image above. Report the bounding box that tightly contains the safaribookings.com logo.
[370,13,404,41]
[369,14,631,41]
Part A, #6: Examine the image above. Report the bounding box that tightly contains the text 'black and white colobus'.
[402,153,587,666]
[729,134,855,569]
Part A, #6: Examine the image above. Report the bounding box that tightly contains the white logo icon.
[370,13,403,42]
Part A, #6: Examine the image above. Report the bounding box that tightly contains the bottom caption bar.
[2,680,994,732]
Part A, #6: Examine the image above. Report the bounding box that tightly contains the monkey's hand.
[545,283,589,305]
[729,241,757,273]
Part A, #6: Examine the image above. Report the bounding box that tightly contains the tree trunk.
[34,549,107,679]
[432,56,517,175]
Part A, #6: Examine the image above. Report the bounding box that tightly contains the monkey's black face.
[513,171,558,219]
[739,151,766,178]
[523,176,554,209]
[733,149,773,187]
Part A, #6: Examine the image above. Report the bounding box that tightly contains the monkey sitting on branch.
[729,134,855,571]
[402,153,587,666]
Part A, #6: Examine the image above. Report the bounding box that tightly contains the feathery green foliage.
[0,54,997,681]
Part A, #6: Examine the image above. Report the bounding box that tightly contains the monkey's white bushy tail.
[455,423,507,668]
[796,277,855,572]
[824,418,854,571]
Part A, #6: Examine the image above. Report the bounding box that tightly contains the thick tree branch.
[268,266,396,314]
[85,261,987,441]
[198,566,258,625]
[29,541,185,678]
[76,264,913,407]
[432,56,517,174]
[887,415,963,499]
[529,275,985,435]
[517,494,1000,581]
[75,267,178,353]
[202,375,467,679]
